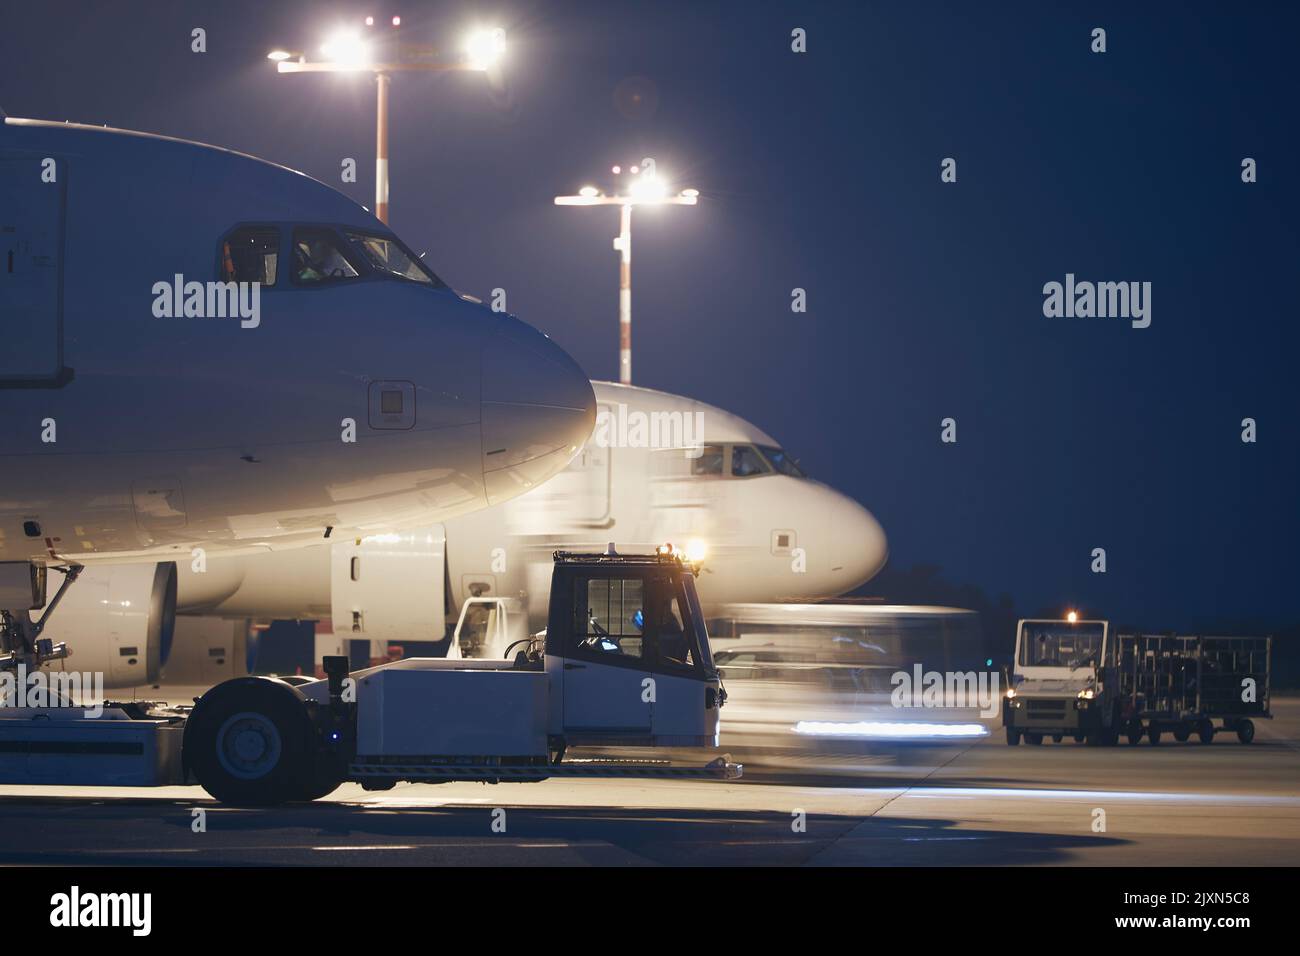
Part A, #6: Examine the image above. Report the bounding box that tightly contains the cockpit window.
[345,231,443,286]
[730,444,771,478]
[292,228,361,284]
[691,445,725,476]
[220,227,278,285]
[758,445,805,478]
[678,443,807,480]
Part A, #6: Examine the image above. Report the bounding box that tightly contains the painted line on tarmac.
[902,787,1300,805]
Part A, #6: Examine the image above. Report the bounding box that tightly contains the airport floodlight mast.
[268,19,505,224]
[555,165,698,385]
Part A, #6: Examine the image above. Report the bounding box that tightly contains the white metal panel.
[561,657,652,735]
[650,670,717,741]
[356,662,548,757]
[0,717,184,786]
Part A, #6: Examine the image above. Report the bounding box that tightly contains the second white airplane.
[160,381,888,672]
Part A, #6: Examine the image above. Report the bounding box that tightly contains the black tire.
[185,677,315,805]
[297,754,346,801]
[1148,726,1162,745]
[1006,727,1021,746]
[1174,725,1191,743]
[1197,719,1214,744]
[1236,719,1255,744]
[1024,732,1044,746]
[1052,734,1063,744]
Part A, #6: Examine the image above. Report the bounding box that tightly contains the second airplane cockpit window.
[680,444,808,480]
[756,445,805,478]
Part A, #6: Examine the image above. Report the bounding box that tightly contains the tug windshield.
[1019,621,1105,668]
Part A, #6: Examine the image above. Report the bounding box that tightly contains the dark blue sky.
[4,1,1296,630]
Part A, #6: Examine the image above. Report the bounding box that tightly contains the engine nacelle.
[35,563,177,688]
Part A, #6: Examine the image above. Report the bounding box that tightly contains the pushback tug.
[0,545,739,802]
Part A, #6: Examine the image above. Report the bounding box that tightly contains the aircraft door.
[573,405,612,524]
[0,156,65,385]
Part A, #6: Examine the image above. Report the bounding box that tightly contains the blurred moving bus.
[708,603,984,674]
[706,604,990,750]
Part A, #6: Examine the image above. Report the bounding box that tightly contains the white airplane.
[145,381,888,676]
[0,117,596,682]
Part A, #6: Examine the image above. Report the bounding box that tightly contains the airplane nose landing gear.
[0,562,80,677]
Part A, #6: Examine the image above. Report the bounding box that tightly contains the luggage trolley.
[1115,633,1271,745]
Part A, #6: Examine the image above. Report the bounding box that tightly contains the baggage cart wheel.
[1005,727,1021,746]
[1126,721,1143,746]
[1174,724,1191,743]
[1148,726,1162,745]
[1197,719,1214,744]
[1236,719,1255,744]
[1052,734,1063,743]
[1024,732,1043,746]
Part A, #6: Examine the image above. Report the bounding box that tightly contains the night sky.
[4,1,1297,632]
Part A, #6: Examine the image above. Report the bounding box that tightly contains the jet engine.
[35,563,177,688]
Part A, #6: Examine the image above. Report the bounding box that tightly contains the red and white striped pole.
[271,25,507,226]
[374,71,390,224]
[554,177,696,388]
[617,203,633,385]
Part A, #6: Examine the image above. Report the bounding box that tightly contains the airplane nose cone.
[480,318,596,505]
[835,497,889,589]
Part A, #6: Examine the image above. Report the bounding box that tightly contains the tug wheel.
[186,678,316,805]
